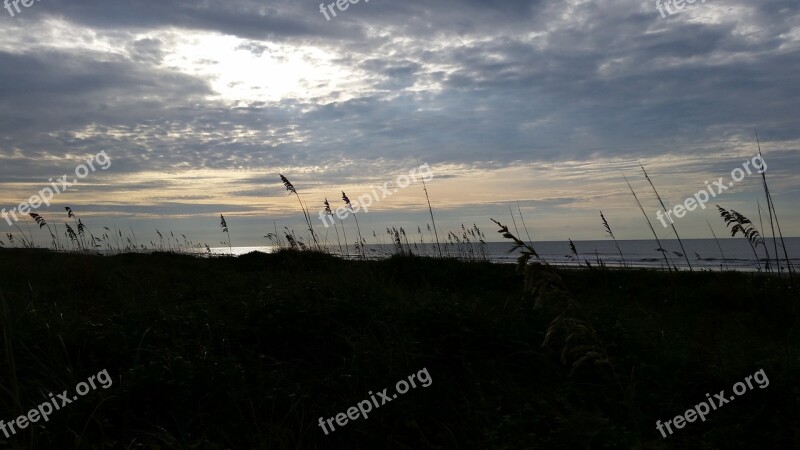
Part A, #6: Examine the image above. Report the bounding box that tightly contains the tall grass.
[4,162,793,273]
[220,214,232,255]
[640,164,693,270]
[600,211,626,268]
[8,220,34,249]
[755,131,793,278]
[280,174,320,250]
[341,191,365,259]
[419,165,443,258]
[490,219,618,377]
[323,198,343,255]
[65,206,86,250]
[706,219,729,271]
[516,201,535,250]
[568,238,587,267]
[622,172,673,271]
[717,206,767,272]
[29,212,58,250]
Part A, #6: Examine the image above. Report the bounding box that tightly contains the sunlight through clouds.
[160,32,371,103]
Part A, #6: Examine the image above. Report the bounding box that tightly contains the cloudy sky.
[0,0,798,248]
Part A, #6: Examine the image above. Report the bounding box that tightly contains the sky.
[0,0,798,249]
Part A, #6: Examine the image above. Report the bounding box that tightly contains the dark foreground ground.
[0,248,798,449]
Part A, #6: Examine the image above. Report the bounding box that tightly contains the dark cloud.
[0,0,798,243]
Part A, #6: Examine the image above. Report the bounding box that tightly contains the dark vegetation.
[1,248,798,449]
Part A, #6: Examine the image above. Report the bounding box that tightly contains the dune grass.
[0,248,797,449]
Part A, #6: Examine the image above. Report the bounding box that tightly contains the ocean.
[208,237,800,272]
